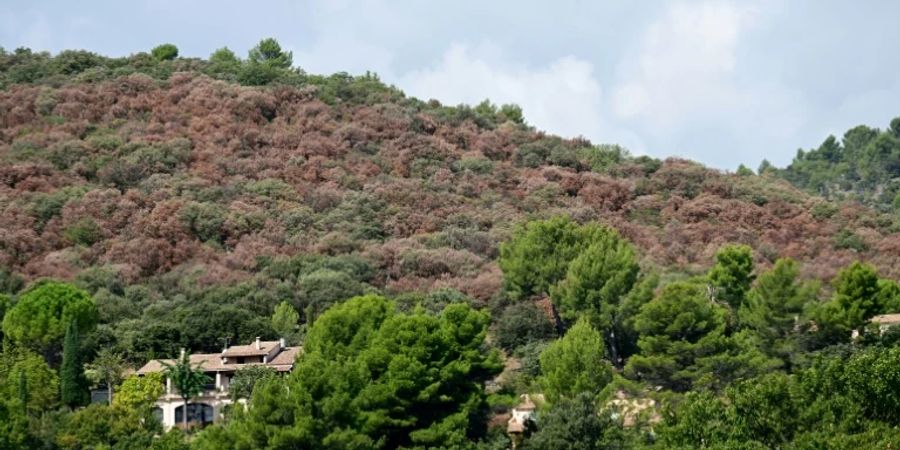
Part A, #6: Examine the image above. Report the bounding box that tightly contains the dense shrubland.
[0,41,899,448]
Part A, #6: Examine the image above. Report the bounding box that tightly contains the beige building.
[136,337,300,429]
[851,314,900,340]
[869,313,900,333]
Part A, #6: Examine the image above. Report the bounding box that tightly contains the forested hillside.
[1,41,900,449]
[767,118,900,212]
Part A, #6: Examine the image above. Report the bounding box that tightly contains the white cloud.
[611,1,759,128]
[398,43,606,143]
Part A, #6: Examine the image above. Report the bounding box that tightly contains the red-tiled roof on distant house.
[136,353,226,375]
[221,340,281,357]
[136,339,301,375]
[870,314,900,325]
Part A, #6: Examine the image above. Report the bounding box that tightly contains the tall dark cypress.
[17,370,28,416]
[60,319,89,408]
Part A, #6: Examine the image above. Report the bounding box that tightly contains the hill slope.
[3,42,900,449]
[2,68,899,292]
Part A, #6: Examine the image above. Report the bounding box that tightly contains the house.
[507,394,537,449]
[869,313,900,334]
[851,314,900,339]
[136,337,301,429]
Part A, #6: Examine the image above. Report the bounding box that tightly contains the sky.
[3,0,899,170]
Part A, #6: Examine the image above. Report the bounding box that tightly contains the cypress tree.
[60,319,89,408]
[17,370,28,416]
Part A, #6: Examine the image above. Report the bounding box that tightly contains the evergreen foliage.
[539,318,612,402]
[60,320,90,408]
[1,281,98,354]
[193,295,502,449]
[151,44,179,61]
[708,244,755,309]
[551,227,640,363]
[499,216,588,299]
[271,301,300,344]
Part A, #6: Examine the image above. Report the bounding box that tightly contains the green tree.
[625,281,727,392]
[551,227,640,364]
[499,216,589,299]
[296,268,366,322]
[55,403,157,449]
[494,301,556,352]
[271,301,299,344]
[736,164,754,176]
[0,293,10,342]
[654,391,735,448]
[210,47,239,65]
[248,38,292,68]
[0,268,24,294]
[114,372,165,413]
[738,258,816,362]
[816,261,883,339]
[2,281,98,355]
[207,47,241,79]
[726,372,800,447]
[708,244,755,309]
[151,43,179,61]
[499,103,525,124]
[194,295,502,449]
[60,320,90,408]
[524,393,632,450]
[834,261,882,321]
[162,352,212,430]
[85,348,126,405]
[17,369,28,416]
[239,38,294,86]
[539,318,612,402]
[878,278,900,313]
[0,391,31,448]
[5,350,59,415]
[626,280,778,392]
[227,365,275,402]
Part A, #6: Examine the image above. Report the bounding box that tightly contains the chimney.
[279,337,286,348]
[255,336,261,350]
[180,348,186,359]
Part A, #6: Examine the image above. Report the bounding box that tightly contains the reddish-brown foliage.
[1,74,898,296]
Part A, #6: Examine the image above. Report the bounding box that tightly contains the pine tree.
[708,244,755,310]
[60,319,89,408]
[551,227,640,365]
[539,318,613,402]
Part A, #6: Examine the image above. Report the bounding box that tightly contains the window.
[175,403,215,425]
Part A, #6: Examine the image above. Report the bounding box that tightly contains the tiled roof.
[136,344,302,375]
[268,346,301,368]
[871,314,900,325]
[221,341,280,357]
[136,353,225,374]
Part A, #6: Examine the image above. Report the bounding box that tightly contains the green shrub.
[834,229,868,252]
[150,44,178,61]
[64,218,103,246]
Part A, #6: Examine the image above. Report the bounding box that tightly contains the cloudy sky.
[3,0,899,169]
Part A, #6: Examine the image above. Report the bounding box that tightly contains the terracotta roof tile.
[871,314,900,325]
[136,343,303,375]
[221,341,280,357]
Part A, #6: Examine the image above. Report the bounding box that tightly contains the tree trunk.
[107,381,114,405]
[183,398,189,429]
[607,329,621,369]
